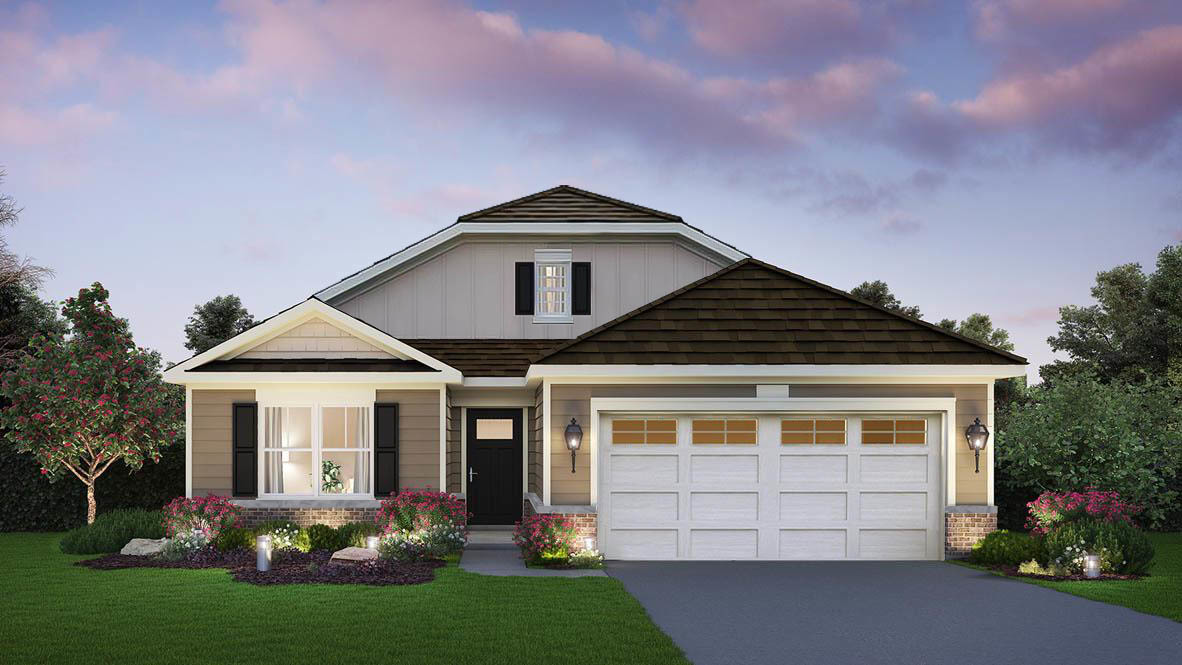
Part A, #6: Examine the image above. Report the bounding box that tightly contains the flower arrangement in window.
[321,459,344,494]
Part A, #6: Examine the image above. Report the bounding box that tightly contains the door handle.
[468,467,478,482]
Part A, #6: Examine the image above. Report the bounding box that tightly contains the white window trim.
[258,403,375,500]
[533,249,573,324]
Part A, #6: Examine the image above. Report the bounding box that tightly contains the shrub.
[254,520,309,552]
[375,490,468,536]
[1017,560,1068,577]
[306,524,343,551]
[1044,518,1155,575]
[568,549,604,569]
[513,514,576,563]
[213,527,254,552]
[1026,489,1140,534]
[969,530,1045,567]
[59,508,163,554]
[337,521,380,548]
[159,529,210,561]
[161,496,240,541]
[378,524,464,562]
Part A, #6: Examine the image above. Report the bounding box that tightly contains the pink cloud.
[0,102,116,146]
[972,0,1141,42]
[1001,306,1061,326]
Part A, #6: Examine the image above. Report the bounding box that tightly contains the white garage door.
[598,413,943,560]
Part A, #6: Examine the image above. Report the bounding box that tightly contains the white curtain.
[352,407,371,494]
[265,407,284,494]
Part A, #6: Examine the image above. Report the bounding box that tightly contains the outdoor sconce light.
[565,418,583,473]
[965,417,989,474]
[584,537,595,552]
[1084,554,1102,579]
[256,534,272,572]
[365,536,380,551]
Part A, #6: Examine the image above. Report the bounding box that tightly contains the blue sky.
[3,0,1181,377]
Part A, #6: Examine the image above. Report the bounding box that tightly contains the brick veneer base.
[238,508,378,528]
[945,510,998,558]
[523,498,599,551]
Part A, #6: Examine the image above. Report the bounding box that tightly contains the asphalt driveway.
[608,561,1182,665]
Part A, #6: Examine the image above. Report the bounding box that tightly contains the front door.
[466,409,523,525]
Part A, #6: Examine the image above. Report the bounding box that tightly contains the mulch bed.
[77,549,446,586]
[986,564,1144,582]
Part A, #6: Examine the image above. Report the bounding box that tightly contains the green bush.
[306,524,343,551]
[969,530,1046,566]
[213,527,254,552]
[337,521,380,548]
[1044,518,1155,575]
[253,520,310,552]
[59,509,163,554]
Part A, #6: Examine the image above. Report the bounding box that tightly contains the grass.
[1,533,687,665]
[957,532,1182,623]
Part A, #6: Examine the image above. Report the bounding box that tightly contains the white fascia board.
[590,396,958,412]
[163,299,462,383]
[526,364,1027,381]
[462,377,530,388]
[162,373,454,386]
[314,222,748,301]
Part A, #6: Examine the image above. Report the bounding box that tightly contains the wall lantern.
[565,418,583,473]
[1084,554,1102,579]
[965,417,989,474]
[256,534,272,572]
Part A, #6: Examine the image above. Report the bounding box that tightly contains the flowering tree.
[0,283,182,523]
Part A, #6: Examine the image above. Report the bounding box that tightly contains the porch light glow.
[965,417,989,474]
[584,537,595,552]
[256,534,272,572]
[366,536,380,551]
[1084,554,1101,579]
[565,418,583,474]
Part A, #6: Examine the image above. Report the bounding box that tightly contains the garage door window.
[862,419,926,445]
[781,418,846,445]
[691,418,757,445]
[612,419,677,444]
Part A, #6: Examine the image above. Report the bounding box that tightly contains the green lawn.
[1,533,687,665]
[961,532,1182,623]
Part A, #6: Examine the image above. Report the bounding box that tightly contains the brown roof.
[458,185,683,222]
[400,339,562,377]
[535,259,1027,367]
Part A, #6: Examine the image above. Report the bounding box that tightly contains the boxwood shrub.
[213,527,255,552]
[306,524,343,551]
[1043,517,1155,575]
[337,521,380,548]
[969,530,1045,567]
[59,508,164,554]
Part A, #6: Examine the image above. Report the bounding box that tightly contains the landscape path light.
[256,534,272,572]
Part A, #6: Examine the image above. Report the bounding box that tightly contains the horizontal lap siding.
[529,387,542,496]
[191,389,255,497]
[446,393,461,494]
[377,389,441,492]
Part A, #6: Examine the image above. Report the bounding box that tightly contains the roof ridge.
[457,184,683,222]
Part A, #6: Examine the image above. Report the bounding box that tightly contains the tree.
[0,283,182,523]
[995,374,1182,528]
[849,280,922,318]
[937,313,1014,351]
[183,294,256,354]
[1042,244,1180,385]
[0,284,64,366]
[0,169,51,293]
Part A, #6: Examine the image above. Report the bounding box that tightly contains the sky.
[2,0,1181,379]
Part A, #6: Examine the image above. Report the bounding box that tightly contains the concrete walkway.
[460,527,605,577]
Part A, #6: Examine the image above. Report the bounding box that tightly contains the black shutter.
[374,403,399,497]
[572,262,591,315]
[515,262,534,315]
[231,402,257,498]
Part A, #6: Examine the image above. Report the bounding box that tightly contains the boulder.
[330,546,379,565]
[120,538,169,556]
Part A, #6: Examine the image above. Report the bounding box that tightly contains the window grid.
[261,405,372,497]
[611,419,677,445]
[781,418,847,445]
[536,262,569,317]
[861,419,927,445]
[692,418,758,445]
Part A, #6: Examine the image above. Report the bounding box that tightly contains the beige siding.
[238,317,392,359]
[377,389,441,491]
[191,389,255,497]
[333,239,727,339]
[788,384,991,504]
[529,389,542,496]
[446,392,461,493]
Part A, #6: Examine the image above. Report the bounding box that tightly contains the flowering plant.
[374,490,468,562]
[161,495,240,540]
[1026,489,1140,534]
[159,529,211,561]
[568,549,605,569]
[513,514,577,563]
[378,524,466,562]
[255,520,306,551]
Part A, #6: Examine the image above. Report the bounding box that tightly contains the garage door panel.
[690,492,759,521]
[859,492,928,522]
[859,455,928,484]
[611,492,679,526]
[859,529,927,559]
[610,454,678,485]
[690,454,758,484]
[779,455,847,484]
[611,529,678,559]
[690,529,758,559]
[779,492,847,521]
[779,529,847,559]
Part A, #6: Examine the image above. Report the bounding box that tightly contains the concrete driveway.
[608,561,1182,665]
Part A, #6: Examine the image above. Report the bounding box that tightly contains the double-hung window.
[262,405,372,497]
[534,249,572,323]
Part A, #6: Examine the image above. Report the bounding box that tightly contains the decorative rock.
[120,538,169,556]
[330,546,379,565]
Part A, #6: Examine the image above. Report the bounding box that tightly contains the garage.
[596,402,947,561]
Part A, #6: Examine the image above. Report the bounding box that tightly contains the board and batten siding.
[332,240,727,339]
[191,389,255,497]
[376,389,442,492]
[787,384,990,504]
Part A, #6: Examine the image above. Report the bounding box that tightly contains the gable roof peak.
[457,184,684,223]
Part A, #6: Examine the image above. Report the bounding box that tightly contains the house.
[163,186,1025,560]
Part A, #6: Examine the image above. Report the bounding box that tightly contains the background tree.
[0,283,182,523]
[937,313,1014,351]
[183,294,256,354]
[849,280,922,318]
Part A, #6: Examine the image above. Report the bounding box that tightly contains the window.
[861,419,926,445]
[612,419,677,444]
[781,418,846,445]
[263,405,371,496]
[533,249,572,322]
[692,418,757,444]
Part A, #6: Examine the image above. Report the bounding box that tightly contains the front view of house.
[164,186,1025,560]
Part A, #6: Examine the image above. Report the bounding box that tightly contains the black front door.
[466,409,523,525]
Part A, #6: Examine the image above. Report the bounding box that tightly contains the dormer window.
[534,249,573,323]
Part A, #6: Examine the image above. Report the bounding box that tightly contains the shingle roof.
[535,259,1027,366]
[399,340,562,377]
[192,358,436,372]
[457,185,683,222]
